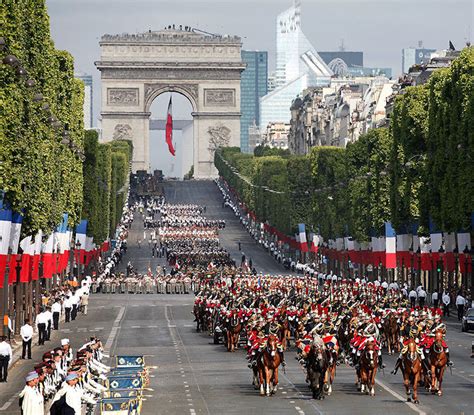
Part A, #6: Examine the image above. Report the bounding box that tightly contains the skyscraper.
[240,51,268,153]
[75,73,93,129]
[260,0,332,131]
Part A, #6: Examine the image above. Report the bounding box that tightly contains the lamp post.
[75,240,82,279]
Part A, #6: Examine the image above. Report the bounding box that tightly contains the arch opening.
[149,91,194,180]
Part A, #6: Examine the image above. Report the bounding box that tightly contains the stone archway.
[96,28,245,178]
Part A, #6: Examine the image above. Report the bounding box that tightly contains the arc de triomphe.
[95,28,245,178]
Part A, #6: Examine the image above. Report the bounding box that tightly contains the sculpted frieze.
[107,88,139,106]
[101,68,241,80]
[204,89,236,107]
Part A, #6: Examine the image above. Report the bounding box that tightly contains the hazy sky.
[45,0,473,125]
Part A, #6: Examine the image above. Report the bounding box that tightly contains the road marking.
[105,306,126,351]
[131,325,141,328]
[374,378,426,415]
[148,325,158,328]
[0,393,18,410]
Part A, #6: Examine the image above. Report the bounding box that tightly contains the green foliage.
[0,0,84,235]
[254,145,291,158]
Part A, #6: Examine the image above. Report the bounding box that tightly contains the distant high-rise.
[241,51,268,153]
[260,0,332,130]
[75,73,93,129]
[402,43,436,74]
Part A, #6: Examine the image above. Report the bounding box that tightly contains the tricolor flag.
[430,220,443,263]
[371,236,385,267]
[8,211,23,285]
[19,236,34,283]
[84,236,94,266]
[55,214,69,273]
[75,220,88,264]
[165,96,176,156]
[385,222,396,269]
[298,224,308,253]
[412,234,420,270]
[31,231,43,280]
[443,232,456,272]
[42,232,55,279]
[420,236,432,271]
[0,202,12,288]
[311,234,321,253]
[457,232,472,274]
[396,233,412,268]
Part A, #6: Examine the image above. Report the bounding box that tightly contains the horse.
[257,334,282,396]
[429,330,448,396]
[358,340,378,396]
[337,315,353,359]
[278,318,291,350]
[382,313,400,355]
[306,341,328,400]
[401,338,422,403]
[324,346,338,396]
[225,314,242,352]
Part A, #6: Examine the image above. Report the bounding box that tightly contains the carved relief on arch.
[144,83,199,111]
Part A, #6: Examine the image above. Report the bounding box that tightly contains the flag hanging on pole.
[0,202,12,288]
[165,96,176,156]
[8,211,23,285]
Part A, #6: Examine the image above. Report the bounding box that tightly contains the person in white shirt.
[418,287,427,307]
[442,291,451,317]
[456,291,466,321]
[36,309,48,345]
[64,296,72,323]
[20,319,33,359]
[431,290,439,308]
[52,299,62,330]
[19,371,44,415]
[0,336,12,382]
[50,372,82,414]
[409,289,417,308]
[44,306,53,341]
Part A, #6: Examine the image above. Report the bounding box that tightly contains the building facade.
[288,77,395,154]
[75,73,93,129]
[402,46,436,74]
[240,51,268,153]
[262,122,290,149]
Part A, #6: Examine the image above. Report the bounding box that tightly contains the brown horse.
[383,313,400,355]
[257,334,282,396]
[402,339,422,403]
[324,347,338,396]
[226,315,241,352]
[429,331,448,396]
[278,319,291,350]
[358,341,378,396]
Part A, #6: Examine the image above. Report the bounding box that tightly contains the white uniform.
[19,385,44,415]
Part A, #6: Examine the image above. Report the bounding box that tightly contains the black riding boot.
[446,351,453,366]
[391,356,402,375]
[280,351,286,367]
[421,358,431,376]
[378,354,385,369]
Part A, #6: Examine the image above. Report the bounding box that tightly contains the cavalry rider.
[391,315,431,375]
[420,319,453,367]
[353,321,385,369]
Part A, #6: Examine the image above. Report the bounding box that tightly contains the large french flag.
[371,236,385,267]
[443,232,456,272]
[385,222,396,269]
[19,236,34,283]
[298,224,308,253]
[165,96,176,156]
[42,232,55,279]
[0,202,12,289]
[430,220,442,263]
[457,232,472,274]
[8,211,23,285]
[84,236,94,266]
[31,231,43,280]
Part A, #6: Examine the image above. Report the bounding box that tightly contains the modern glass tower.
[260,0,332,130]
[240,50,268,153]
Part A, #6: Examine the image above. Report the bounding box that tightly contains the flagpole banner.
[443,232,456,272]
[42,232,55,279]
[31,231,43,280]
[420,236,432,271]
[0,203,12,289]
[298,224,308,253]
[385,222,396,269]
[8,211,23,285]
[457,232,472,274]
[165,96,176,156]
[19,236,34,283]
[75,220,88,264]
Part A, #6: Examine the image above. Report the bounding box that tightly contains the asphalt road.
[0,180,472,415]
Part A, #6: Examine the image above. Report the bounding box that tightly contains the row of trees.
[82,131,132,244]
[1,0,132,244]
[216,48,474,241]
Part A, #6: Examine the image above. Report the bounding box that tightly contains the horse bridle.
[432,341,443,354]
